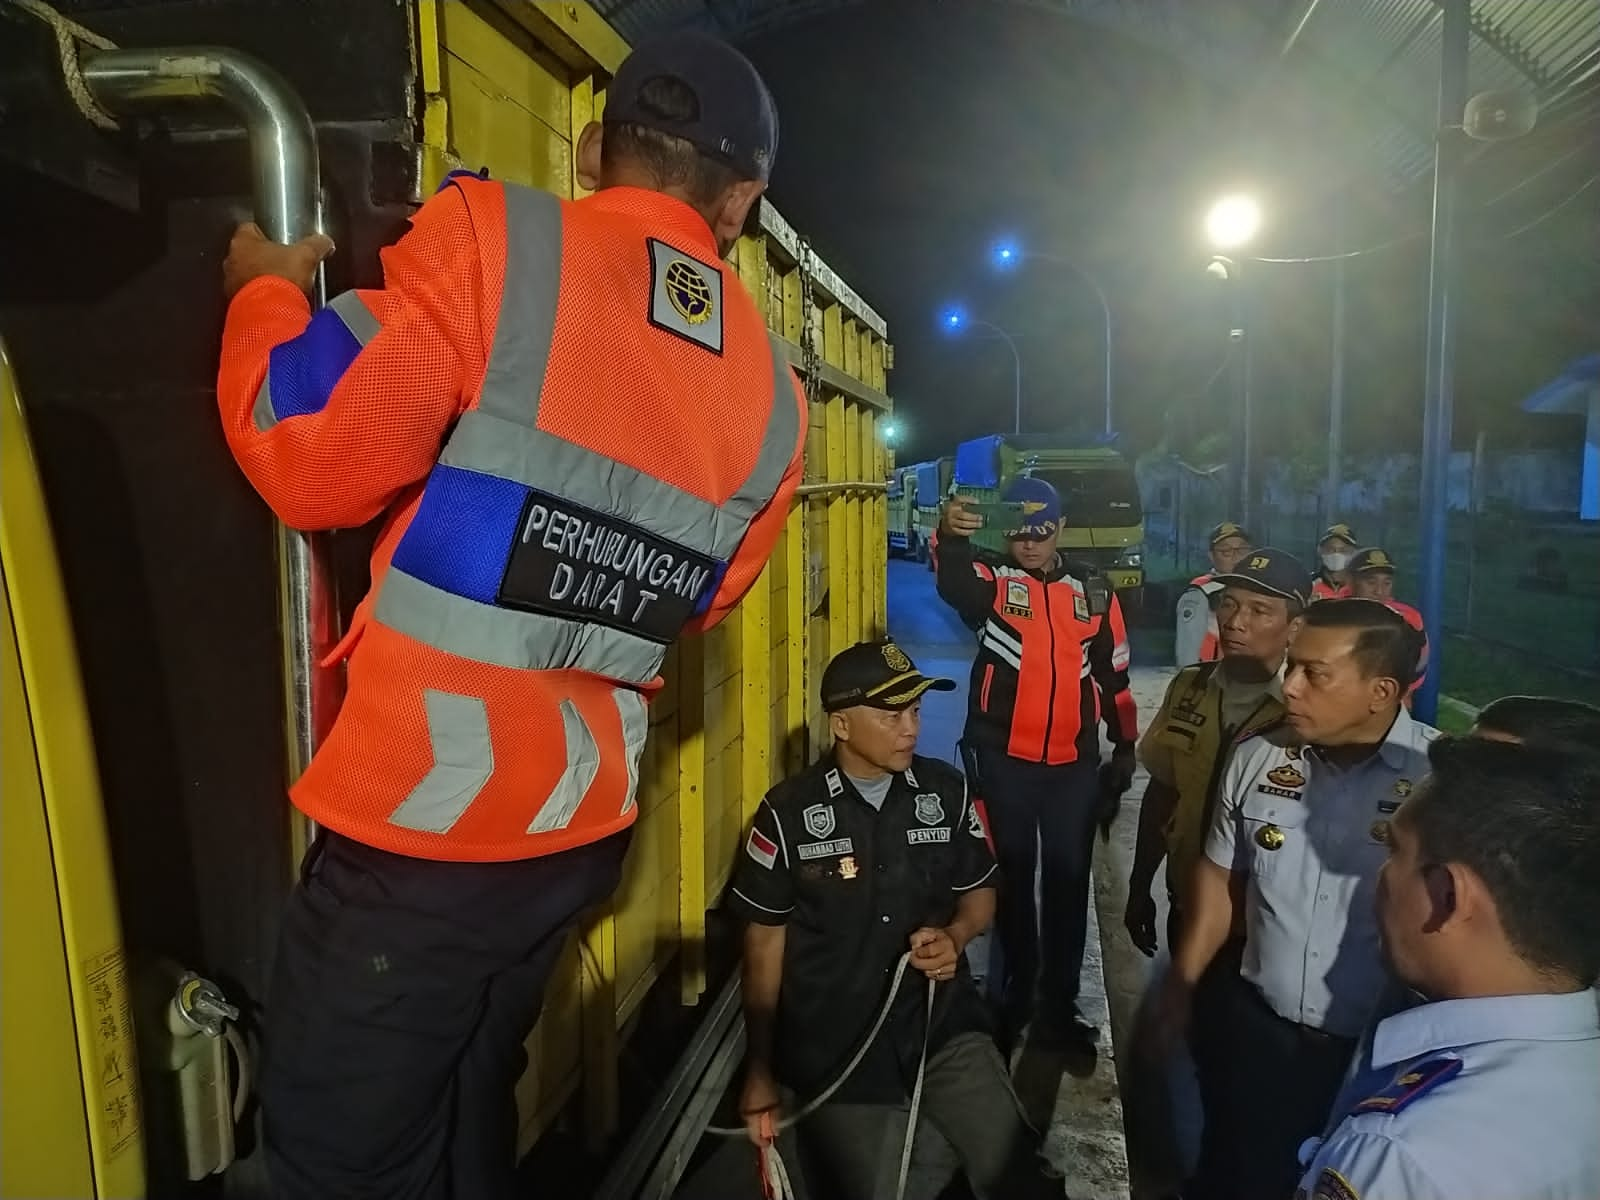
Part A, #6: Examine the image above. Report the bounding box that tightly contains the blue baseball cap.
[1001,477,1061,539]
[605,32,779,183]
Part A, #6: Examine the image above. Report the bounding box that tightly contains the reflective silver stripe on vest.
[528,699,600,833]
[614,690,649,815]
[387,690,494,833]
[251,291,381,432]
[377,183,799,838]
[374,568,668,683]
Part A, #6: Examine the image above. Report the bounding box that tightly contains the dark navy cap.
[1348,547,1399,574]
[1320,522,1359,547]
[604,32,779,182]
[1208,521,1251,546]
[1212,547,1314,607]
[1001,477,1061,538]
[822,640,956,713]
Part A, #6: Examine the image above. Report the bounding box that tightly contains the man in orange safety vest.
[216,32,805,1199]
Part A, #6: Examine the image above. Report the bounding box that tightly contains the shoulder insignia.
[1310,1167,1362,1200]
[1234,715,1291,747]
[1353,1056,1462,1116]
[648,239,724,353]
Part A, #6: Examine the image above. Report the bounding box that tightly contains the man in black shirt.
[729,640,1054,1200]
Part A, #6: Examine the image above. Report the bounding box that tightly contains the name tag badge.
[499,489,725,643]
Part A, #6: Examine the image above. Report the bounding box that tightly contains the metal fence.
[1141,467,1600,691]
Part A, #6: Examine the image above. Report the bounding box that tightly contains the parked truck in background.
[887,463,917,555]
[909,455,955,562]
[952,433,1146,602]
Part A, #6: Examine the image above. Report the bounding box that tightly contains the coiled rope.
[706,952,936,1200]
[8,0,121,130]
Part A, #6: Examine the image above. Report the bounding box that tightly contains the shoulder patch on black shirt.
[1353,1056,1462,1116]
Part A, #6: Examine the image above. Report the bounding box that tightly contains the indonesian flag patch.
[746,827,778,870]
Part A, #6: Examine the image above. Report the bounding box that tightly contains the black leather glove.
[1096,745,1137,841]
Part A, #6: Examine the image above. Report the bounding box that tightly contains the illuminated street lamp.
[991,239,1115,435]
[881,419,900,444]
[941,306,1023,435]
[1204,193,1261,524]
[1205,193,1262,249]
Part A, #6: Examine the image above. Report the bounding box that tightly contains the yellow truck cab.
[0,2,893,1193]
[952,434,1145,602]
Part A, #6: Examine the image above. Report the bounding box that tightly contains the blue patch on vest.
[1352,1056,1462,1116]
[436,167,489,193]
[691,560,728,616]
[391,463,528,604]
[265,306,363,422]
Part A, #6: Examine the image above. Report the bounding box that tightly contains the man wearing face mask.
[1295,737,1600,1200]
[935,476,1138,1051]
[1312,523,1360,601]
[730,641,1054,1200]
[1173,521,1253,666]
[1151,599,1436,1200]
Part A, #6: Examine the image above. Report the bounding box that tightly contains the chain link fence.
[1139,462,1600,702]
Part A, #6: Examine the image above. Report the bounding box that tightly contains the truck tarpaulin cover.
[916,462,944,506]
[954,435,1006,488]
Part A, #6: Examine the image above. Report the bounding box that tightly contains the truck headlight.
[1115,545,1144,570]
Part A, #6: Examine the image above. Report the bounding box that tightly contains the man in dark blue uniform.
[728,640,1054,1200]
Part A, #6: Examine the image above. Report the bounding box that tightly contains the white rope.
[8,0,121,131]
[707,952,939,1200]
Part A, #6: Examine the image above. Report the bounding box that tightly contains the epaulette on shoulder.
[1232,715,1291,747]
[1352,1057,1462,1117]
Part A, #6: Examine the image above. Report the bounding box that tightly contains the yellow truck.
[952,434,1146,600]
[0,2,891,1194]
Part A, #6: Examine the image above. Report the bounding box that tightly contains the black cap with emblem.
[821,640,957,713]
[604,31,780,183]
[1212,547,1315,608]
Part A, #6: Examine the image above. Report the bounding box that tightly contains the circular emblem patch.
[664,260,714,325]
[882,643,912,673]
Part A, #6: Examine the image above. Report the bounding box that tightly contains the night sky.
[735,3,1597,466]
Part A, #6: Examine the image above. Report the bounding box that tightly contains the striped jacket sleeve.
[216,185,487,530]
[1089,589,1138,746]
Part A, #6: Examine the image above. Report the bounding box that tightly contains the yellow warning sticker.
[83,947,143,1159]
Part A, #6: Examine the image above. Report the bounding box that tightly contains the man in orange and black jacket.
[934,477,1138,1049]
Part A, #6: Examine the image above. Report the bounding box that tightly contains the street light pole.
[1205,195,1263,527]
[972,319,1024,435]
[995,247,1114,435]
[1415,0,1470,725]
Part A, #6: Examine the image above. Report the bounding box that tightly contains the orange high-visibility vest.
[219,178,805,861]
[1311,576,1350,602]
[1190,572,1225,662]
